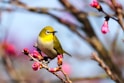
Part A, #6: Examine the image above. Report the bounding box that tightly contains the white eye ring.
[46,30,50,34]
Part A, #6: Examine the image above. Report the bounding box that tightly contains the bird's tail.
[64,50,72,57]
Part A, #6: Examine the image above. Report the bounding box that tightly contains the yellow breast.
[37,36,57,59]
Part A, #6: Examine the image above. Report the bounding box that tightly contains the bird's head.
[39,26,57,38]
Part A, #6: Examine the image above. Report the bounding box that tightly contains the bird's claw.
[42,60,50,66]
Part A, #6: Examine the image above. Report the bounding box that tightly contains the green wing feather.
[63,50,72,56]
[53,35,63,54]
[53,35,71,56]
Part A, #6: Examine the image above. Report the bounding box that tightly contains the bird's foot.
[42,57,50,65]
[36,48,42,55]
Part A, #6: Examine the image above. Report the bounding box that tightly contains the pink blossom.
[32,50,43,60]
[90,0,99,8]
[57,54,63,60]
[49,67,60,72]
[32,50,40,58]
[62,62,71,75]
[32,62,41,71]
[90,0,102,11]
[2,42,16,55]
[23,48,29,55]
[57,54,63,66]
[101,21,109,34]
[49,68,57,72]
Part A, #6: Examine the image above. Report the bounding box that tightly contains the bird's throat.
[40,35,53,43]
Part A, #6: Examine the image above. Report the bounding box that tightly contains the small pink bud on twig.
[90,0,102,11]
[23,48,29,55]
[57,55,63,66]
[49,67,61,72]
[32,50,43,60]
[101,20,109,34]
[32,62,42,71]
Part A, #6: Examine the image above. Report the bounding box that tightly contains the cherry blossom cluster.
[90,0,110,34]
[23,48,63,72]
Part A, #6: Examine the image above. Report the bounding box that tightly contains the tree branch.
[110,0,124,31]
[91,52,123,83]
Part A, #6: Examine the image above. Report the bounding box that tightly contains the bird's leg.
[43,56,48,61]
[42,56,51,65]
[36,47,42,55]
[33,43,51,64]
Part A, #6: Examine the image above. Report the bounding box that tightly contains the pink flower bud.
[32,50,40,58]
[90,0,99,7]
[57,54,63,59]
[49,67,60,72]
[6,44,16,55]
[23,48,29,55]
[32,62,41,71]
[90,0,102,11]
[57,55,63,66]
[3,43,16,55]
[32,50,43,60]
[49,68,57,72]
[101,21,109,34]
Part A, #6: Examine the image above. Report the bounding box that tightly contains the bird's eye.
[46,30,50,34]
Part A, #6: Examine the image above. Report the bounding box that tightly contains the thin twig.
[1,0,67,12]
[91,52,123,83]
[28,53,66,83]
[0,47,26,83]
[22,50,70,83]
[60,69,72,83]
[102,10,118,21]
[99,0,124,31]
[2,0,90,44]
[59,0,97,38]
[110,0,124,30]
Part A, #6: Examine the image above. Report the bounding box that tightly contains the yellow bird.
[37,26,71,60]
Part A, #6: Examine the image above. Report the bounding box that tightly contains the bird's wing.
[53,35,63,55]
[63,50,72,57]
[53,35,72,56]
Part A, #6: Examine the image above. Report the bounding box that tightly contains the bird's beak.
[51,31,57,35]
[48,31,57,35]
[49,31,57,33]
[53,31,57,33]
